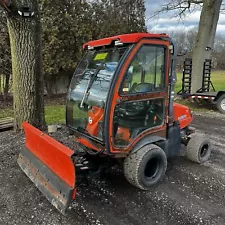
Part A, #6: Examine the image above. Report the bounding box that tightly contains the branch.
[0,0,12,14]
[148,0,203,20]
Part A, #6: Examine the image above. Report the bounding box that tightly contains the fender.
[130,135,166,154]
[214,91,225,102]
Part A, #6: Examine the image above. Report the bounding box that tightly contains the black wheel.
[216,94,225,114]
[124,144,167,190]
[186,134,211,164]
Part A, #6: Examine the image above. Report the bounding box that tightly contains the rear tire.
[124,144,167,190]
[216,94,225,114]
[186,134,211,164]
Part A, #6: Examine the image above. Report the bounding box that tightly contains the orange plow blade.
[18,122,76,214]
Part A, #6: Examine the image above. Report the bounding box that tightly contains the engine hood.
[173,103,193,129]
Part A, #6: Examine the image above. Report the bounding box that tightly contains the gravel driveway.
[0,111,225,225]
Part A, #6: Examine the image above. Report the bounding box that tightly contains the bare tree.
[152,0,223,93]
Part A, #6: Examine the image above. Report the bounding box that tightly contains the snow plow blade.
[17,122,76,215]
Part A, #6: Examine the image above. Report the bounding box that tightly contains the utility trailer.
[177,58,225,113]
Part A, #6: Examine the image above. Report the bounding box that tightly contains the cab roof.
[83,33,169,49]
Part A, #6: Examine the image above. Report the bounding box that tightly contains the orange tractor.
[18,33,211,214]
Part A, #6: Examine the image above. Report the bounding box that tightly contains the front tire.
[124,144,167,190]
[186,134,211,164]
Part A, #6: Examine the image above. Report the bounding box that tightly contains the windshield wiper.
[79,64,105,109]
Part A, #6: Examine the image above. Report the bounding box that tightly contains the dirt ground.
[1,111,225,225]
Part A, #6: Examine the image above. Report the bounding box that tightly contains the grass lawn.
[45,105,66,124]
[0,105,66,125]
[175,99,213,112]
[1,70,225,124]
[130,70,225,94]
[175,70,225,93]
[0,99,212,128]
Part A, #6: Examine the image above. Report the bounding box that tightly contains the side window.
[113,98,165,146]
[121,45,165,94]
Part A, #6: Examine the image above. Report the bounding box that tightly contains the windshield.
[66,46,128,140]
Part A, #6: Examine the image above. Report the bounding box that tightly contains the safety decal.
[94,52,108,60]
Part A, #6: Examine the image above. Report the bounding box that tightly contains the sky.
[145,0,225,36]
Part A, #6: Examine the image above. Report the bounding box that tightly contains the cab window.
[113,98,164,146]
[121,45,165,94]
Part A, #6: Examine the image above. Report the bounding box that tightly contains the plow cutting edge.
[18,122,76,214]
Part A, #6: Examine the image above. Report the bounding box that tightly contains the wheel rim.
[200,144,209,158]
[144,157,160,179]
[221,99,225,111]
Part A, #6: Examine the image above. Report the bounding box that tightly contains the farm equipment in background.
[18,33,211,214]
[177,58,225,114]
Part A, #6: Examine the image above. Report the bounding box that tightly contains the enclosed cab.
[18,33,211,214]
[66,33,193,156]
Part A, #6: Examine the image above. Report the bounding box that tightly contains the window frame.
[119,44,167,96]
[113,97,166,148]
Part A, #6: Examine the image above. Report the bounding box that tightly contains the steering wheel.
[129,83,154,93]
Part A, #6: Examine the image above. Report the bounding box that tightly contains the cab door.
[107,39,171,154]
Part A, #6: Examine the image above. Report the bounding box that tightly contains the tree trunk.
[7,0,45,130]
[0,74,2,100]
[3,73,10,101]
[191,0,222,93]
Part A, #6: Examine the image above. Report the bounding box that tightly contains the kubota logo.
[178,114,187,121]
[88,117,93,124]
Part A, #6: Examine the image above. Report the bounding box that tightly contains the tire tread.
[124,144,167,190]
[186,134,211,163]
